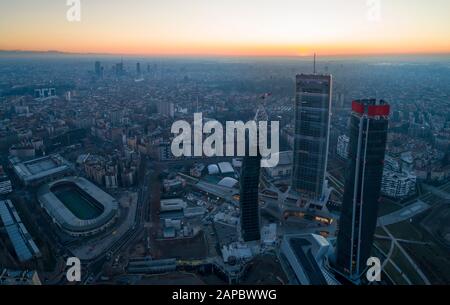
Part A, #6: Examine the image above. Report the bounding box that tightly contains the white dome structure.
[218,177,238,188]
[207,164,219,175]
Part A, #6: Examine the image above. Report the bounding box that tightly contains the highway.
[326,173,344,197]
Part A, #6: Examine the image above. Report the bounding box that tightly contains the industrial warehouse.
[37,177,119,237]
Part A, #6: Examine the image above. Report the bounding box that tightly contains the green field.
[378,199,402,216]
[55,188,103,220]
[386,220,450,284]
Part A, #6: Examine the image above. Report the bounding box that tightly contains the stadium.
[10,154,72,186]
[37,177,119,237]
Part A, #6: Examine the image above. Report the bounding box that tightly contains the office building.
[335,99,390,282]
[34,88,56,100]
[157,100,175,118]
[292,74,332,200]
[337,135,350,160]
[381,156,416,199]
[239,104,267,242]
[115,61,124,76]
[239,152,262,242]
[94,61,103,78]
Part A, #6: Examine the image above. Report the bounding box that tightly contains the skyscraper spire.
[255,93,271,122]
[239,93,271,242]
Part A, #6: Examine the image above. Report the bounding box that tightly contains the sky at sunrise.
[1,0,449,56]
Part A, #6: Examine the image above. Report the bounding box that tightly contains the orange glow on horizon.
[2,43,448,58]
[1,0,449,58]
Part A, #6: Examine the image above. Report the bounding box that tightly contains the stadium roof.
[218,177,238,188]
[218,162,234,174]
[207,164,219,175]
[12,154,71,185]
[37,177,118,233]
[194,180,239,204]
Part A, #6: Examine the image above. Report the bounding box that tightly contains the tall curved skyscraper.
[239,99,268,242]
[336,99,390,282]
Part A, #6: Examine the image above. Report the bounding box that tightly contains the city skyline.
[1,52,449,287]
[1,0,450,57]
[0,0,449,291]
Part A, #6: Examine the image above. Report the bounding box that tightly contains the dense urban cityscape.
[0,53,449,286]
[1,1,450,298]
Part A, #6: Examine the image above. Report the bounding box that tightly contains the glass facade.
[238,105,269,242]
[336,99,390,281]
[292,74,332,200]
[239,153,262,242]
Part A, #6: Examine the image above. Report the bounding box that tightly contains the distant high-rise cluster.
[115,61,124,76]
[157,100,175,118]
[136,62,141,75]
[94,61,103,78]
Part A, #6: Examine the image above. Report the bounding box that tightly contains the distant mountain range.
[0,50,68,55]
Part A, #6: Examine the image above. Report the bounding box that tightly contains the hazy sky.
[1,0,449,56]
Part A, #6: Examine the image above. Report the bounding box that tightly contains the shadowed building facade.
[239,103,268,242]
[239,153,262,242]
[335,99,390,282]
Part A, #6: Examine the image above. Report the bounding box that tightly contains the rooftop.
[11,154,71,184]
[281,234,338,285]
[0,200,40,262]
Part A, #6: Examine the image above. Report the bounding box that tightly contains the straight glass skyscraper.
[292,74,332,200]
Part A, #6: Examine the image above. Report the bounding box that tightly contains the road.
[375,235,431,246]
[376,241,412,285]
[422,183,450,201]
[377,200,430,227]
[79,157,154,284]
[327,173,344,197]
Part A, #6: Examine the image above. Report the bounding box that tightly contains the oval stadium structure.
[37,177,119,237]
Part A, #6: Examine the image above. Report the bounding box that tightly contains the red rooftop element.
[368,104,390,116]
[352,101,390,117]
[352,101,365,114]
